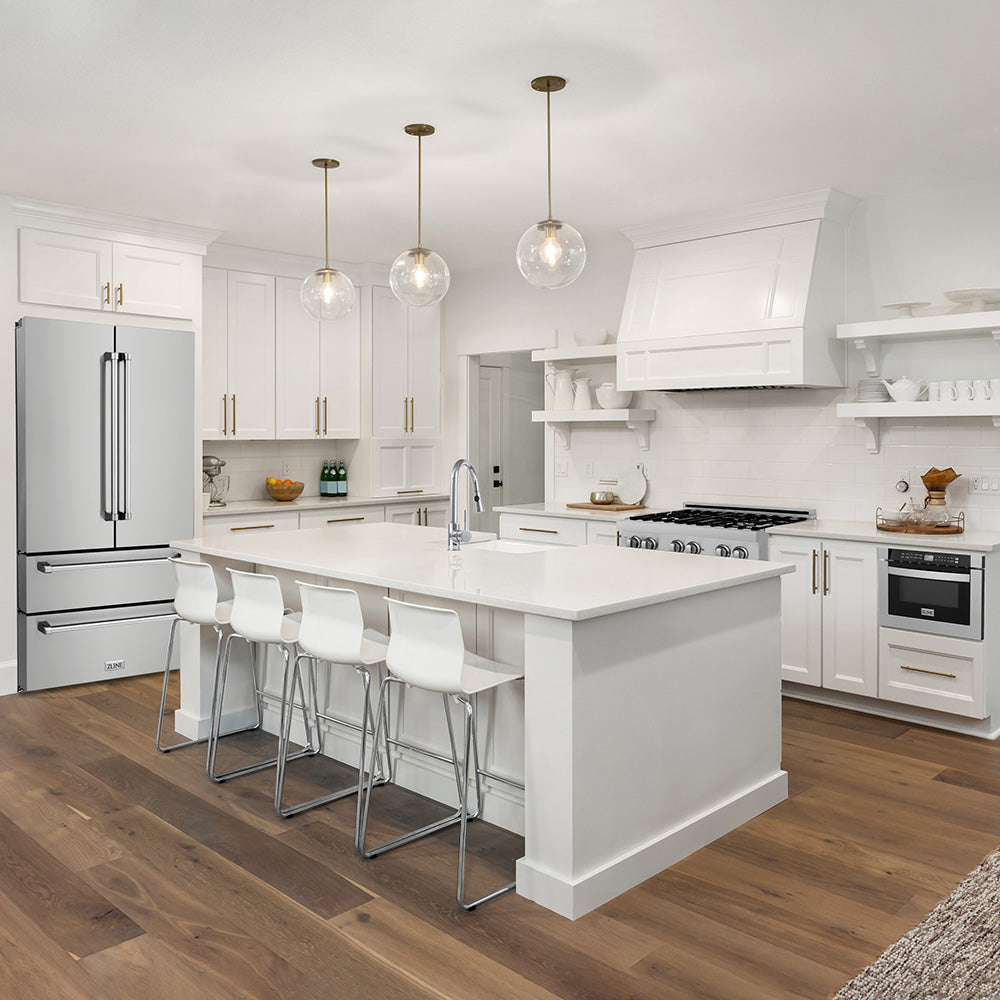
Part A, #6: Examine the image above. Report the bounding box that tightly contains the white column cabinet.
[371,285,440,438]
[772,535,878,696]
[202,267,275,440]
[274,276,360,440]
[371,439,440,498]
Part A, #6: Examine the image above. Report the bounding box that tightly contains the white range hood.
[616,189,858,391]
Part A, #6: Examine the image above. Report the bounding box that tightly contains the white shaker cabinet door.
[371,286,411,437]
[407,301,441,437]
[771,536,823,687]
[227,270,275,439]
[19,228,113,311]
[111,242,197,319]
[201,266,230,438]
[275,276,321,439]
[319,297,361,439]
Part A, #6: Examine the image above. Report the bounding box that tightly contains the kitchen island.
[172,522,792,918]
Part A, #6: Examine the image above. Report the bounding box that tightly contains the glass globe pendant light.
[516,75,586,290]
[301,157,356,320]
[390,124,450,307]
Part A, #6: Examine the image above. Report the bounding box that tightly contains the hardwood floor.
[1,675,999,1000]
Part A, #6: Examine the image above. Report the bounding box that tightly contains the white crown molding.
[205,242,388,285]
[10,197,222,254]
[621,188,861,249]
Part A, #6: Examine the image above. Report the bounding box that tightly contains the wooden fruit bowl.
[265,481,304,501]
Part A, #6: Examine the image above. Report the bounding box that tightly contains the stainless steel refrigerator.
[16,316,194,691]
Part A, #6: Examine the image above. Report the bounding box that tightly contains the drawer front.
[499,513,588,546]
[878,627,986,719]
[202,511,299,536]
[299,506,386,529]
[19,548,177,614]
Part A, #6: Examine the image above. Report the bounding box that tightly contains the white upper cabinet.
[19,227,198,319]
[371,285,440,437]
[274,276,360,440]
[202,267,275,439]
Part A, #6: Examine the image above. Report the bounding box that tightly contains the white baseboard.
[0,659,16,696]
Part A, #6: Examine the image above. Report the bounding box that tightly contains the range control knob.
[686,540,702,555]
[628,535,642,548]
[732,545,750,559]
[642,536,659,549]
[671,539,685,553]
[715,543,731,558]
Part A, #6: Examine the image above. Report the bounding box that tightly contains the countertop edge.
[204,494,448,518]
[767,519,1000,552]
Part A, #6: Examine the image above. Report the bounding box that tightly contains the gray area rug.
[833,848,1000,999]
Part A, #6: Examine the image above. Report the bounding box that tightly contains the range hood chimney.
[615,189,858,391]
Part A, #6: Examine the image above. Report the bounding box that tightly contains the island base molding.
[516,770,787,920]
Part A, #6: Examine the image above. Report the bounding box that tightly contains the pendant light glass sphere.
[516,219,586,289]
[390,247,450,307]
[301,266,356,320]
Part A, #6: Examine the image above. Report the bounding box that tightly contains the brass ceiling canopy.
[404,124,435,138]
[311,157,340,170]
[531,75,566,93]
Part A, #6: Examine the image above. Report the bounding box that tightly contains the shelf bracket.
[854,416,881,454]
[551,424,571,450]
[626,418,651,450]
[851,337,879,376]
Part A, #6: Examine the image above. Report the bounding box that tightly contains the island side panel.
[517,576,787,920]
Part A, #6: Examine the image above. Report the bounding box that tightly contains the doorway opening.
[468,351,545,534]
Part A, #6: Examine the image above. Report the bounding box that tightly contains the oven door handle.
[885,566,974,584]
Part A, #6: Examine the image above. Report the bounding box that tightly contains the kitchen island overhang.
[171,522,793,919]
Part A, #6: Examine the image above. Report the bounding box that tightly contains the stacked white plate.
[857,377,890,402]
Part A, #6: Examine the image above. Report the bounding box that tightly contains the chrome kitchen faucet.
[447,458,484,550]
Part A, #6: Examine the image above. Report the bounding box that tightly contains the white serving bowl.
[595,383,633,409]
[573,328,610,346]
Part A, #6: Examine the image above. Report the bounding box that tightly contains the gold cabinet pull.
[409,396,415,434]
[231,393,236,435]
[230,523,275,531]
[811,549,818,595]
[116,283,123,307]
[519,526,558,534]
[315,397,321,436]
[403,397,408,433]
[823,550,830,595]
[323,396,328,435]
[222,394,227,435]
[900,664,957,679]
[396,489,423,495]
[326,516,364,524]
[103,281,111,305]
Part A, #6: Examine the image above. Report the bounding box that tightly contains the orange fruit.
[283,479,292,485]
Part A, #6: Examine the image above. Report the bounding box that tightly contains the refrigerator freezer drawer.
[19,547,178,614]
[18,602,175,691]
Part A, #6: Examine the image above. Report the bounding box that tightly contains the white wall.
[0,198,18,689]
[442,182,1000,531]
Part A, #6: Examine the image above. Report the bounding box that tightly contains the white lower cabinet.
[385,501,447,527]
[587,520,621,546]
[201,510,299,536]
[498,513,588,546]
[879,627,986,719]
[298,506,385,530]
[771,535,878,696]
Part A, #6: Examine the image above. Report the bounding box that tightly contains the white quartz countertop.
[767,518,1000,552]
[204,494,448,518]
[173,522,791,621]
[493,501,673,521]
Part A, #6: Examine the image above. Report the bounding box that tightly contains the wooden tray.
[876,522,964,534]
[566,502,645,511]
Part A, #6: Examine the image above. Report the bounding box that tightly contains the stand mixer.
[202,455,229,507]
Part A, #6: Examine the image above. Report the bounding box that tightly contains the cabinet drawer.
[499,513,587,546]
[202,511,299,536]
[878,627,986,719]
[299,506,385,529]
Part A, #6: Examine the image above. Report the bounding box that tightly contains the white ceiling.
[3,0,999,273]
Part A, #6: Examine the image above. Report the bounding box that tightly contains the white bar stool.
[157,557,237,753]
[358,596,524,911]
[274,582,391,821]
[207,568,314,784]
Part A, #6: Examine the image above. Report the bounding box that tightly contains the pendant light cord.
[323,163,330,269]
[417,133,423,250]
[546,87,553,221]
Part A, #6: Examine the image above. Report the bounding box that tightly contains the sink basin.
[464,539,552,554]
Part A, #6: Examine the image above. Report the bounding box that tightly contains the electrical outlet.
[583,461,594,478]
[554,458,569,477]
[280,459,291,477]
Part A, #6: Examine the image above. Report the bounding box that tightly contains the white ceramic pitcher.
[573,377,593,410]
[545,367,575,410]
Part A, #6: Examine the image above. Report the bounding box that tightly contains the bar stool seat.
[274,582,391,820]
[358,596,524,911]
[207,568,314,784]
[157,558,238,753]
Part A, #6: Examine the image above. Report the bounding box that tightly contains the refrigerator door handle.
[103,351,118,521]
[118,352,132,520]
[36,552,180,574]
[37,612,178,635]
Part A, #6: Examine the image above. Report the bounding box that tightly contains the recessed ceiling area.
[3,0,997,272]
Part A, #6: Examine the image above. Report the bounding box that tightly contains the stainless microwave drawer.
[18,548,178,614]
[17,601,175,691]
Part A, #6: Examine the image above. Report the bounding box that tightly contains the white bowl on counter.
[595,383,633,409]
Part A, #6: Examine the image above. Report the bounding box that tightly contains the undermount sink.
[465,539,552,554]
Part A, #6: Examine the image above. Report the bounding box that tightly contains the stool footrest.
[210,745,313,784]
[361,809,466,858]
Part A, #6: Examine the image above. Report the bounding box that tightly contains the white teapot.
[881,376,927,402]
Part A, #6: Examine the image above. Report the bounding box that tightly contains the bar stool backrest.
[384,597,467,694]
[170,558,220,625]
[228,568,288,643]
[296,582,365,664]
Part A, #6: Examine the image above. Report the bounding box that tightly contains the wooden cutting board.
[566,502,646,511]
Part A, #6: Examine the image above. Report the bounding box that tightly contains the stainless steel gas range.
[618,502,816,560]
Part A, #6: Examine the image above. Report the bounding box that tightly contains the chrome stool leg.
[156,616,211,753]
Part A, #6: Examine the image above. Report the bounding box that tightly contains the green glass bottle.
[338,460,348,497]
[320,460,331,498]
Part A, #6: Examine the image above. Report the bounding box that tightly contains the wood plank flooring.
[1,675,999,1000]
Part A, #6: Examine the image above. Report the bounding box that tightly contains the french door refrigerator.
[16,316,194,691]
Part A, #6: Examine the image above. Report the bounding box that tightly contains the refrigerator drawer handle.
[37,553,180,573]
[37,612,178,635]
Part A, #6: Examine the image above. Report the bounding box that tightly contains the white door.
[19,228,112,311]
[371,286,410,437]
[227,270,275,439]
[407,301,441,436]
[319,295,361,439]
[275,276,321,439]
[477,366,505,536]
[112,243,197,318]
[201,266,230,439]
[821,540,879,696]
[771,536,822,687]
